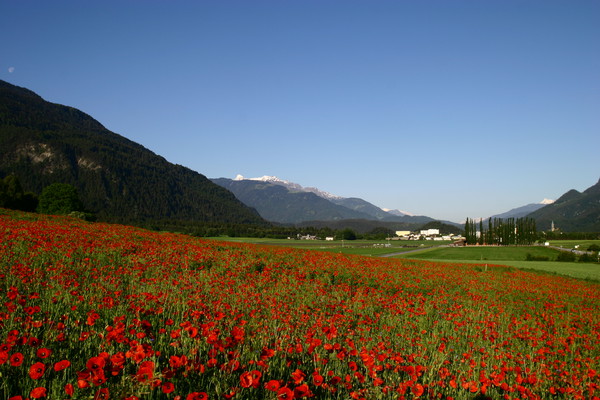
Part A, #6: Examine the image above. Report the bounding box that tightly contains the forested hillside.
[0,80,267,229]
[527,178,600,232]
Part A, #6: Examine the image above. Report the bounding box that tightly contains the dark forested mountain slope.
[0,80,267,227]
[527,178,600,232]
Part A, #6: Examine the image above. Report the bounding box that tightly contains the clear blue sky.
[2,1,599,222]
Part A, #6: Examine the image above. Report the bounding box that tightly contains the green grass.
[543,239,600,250]
[397,246,561,261]
[393,245,600,281]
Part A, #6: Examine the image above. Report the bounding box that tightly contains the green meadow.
[394,245,600,281]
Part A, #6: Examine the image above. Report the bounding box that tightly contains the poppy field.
[1,210,599,400]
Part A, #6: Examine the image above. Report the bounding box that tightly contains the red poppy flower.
[36,348,52,359]
[277,387,294,400]
[0,351,8,365]
[294,384,311,398]
[136,360,154,382]
[169,355,188,368]
[240,371,254,388]
[87,356,106,371]
[29,362,46,379]
[411,383,424,397]
[265,379,281,392]
[30,387,47,398]
[260,347,275,360]
[291,369,305,384]
[54,359,71,371]
[313,374,324,386]
[65,383,74,396]
[92,374,106,386]
[95,388,109,400]
[10,352,24,366]
[186,392,208,400]
[162,382,175,394]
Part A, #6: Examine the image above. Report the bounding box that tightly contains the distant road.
[544,245,595,256]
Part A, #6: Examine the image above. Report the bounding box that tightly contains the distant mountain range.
[213,175,453,228]
[0,79,267,228]
[216,174,600,232]
[489,199,555,220]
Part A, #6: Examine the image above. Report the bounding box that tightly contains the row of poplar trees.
[464,217,537,245]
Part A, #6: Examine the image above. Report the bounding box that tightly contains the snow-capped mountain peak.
[382,208,415,217]
[540,198,555,205]
[234,174,343,199]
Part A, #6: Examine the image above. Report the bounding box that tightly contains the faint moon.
[8,67,15,73]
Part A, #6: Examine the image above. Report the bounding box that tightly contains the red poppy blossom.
[29,362,46,379]
[0,351,8,365]
[162,382,175,394]
[291,369,305,384]
[136,360,154,382]
[294,384,311,398]
[36,348,52,359]
[265,379,281,392]
[54,359,71,371]
[30,387,47,398]
[411,383,424,397]
[86,356,106,371]
[169,355,188,368]
[240,371,254,388]
[95,388,109,399]
[10,352,24,367]
[313,373,324,386]
[186,392,208,400]
[277,387,294,399]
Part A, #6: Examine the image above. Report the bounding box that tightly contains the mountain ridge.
[488,199,555,220]
[0,79,268,229]
[231,174,414,218]
[212,176,448,228]
[527,178,600,231]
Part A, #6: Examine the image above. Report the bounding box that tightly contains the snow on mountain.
[540,198,555,205]
[233,175,422,217]
[382,208,414,217]
[234,175,343,199]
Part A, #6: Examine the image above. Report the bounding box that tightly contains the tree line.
[464,217,538,245]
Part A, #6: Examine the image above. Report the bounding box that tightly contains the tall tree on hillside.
[37,183,84,215]
[0,175,38,212]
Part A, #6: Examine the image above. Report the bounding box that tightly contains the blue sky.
[2,1,599,222]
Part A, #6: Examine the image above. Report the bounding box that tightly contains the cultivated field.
[1,209,599,399]
[394,246,600,281]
